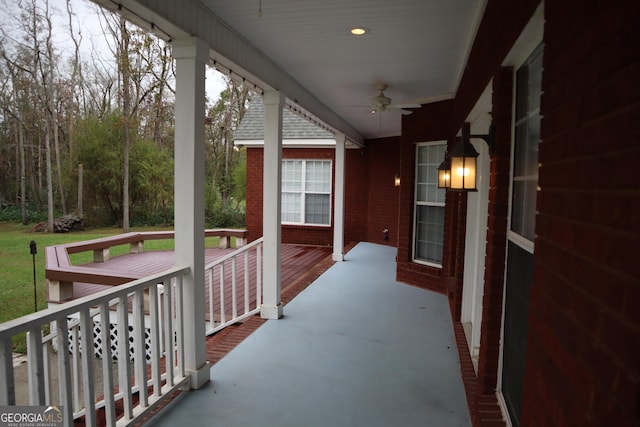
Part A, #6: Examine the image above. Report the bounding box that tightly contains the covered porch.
[149,242,470,427]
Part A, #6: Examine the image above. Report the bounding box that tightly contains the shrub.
[0,204,48,223]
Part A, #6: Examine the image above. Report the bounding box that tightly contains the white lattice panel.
[68,321,152,361]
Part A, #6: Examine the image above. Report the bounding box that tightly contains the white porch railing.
[0,266,190,427]
[205,238,263,335]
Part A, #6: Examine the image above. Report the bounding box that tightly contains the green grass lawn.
[0,222,191,352]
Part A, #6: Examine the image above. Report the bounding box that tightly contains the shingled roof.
[234,95,334,143]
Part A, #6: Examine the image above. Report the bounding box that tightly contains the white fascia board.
[235,139,335,148]
[97,0,364,145]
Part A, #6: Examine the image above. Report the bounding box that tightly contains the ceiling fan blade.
[389,103,421,109]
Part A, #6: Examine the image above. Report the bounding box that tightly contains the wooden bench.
[45,229,248,302]
[62,232,147,262]
[205,229,248,248]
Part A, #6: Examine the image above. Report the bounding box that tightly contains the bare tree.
[205,78,251,205]
[0,51,29,223]
[136,38,175,146]
[40,0,68,216]
[119,15,132,232]
[83,58,116,117]
[98,9,132,231]
[64,1,81,165]
[0,0,181,228]
[1,0,56,227]
[99,9,176,229]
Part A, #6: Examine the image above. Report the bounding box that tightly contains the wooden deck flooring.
[69,244,333,305]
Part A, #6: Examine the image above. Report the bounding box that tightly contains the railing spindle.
[257,243,262,310]
[133,289,148,408]
[99,302,116,426]
[27,328,45,405]
[149,285,162,397]
[55,317,73,427]
[117,295,133,421]
[208,268,215,330]
[219,264,226,324]
[175,276,185,377]
[231,258,238,319]
[79,308,96,426]
[43,339,51,404]
[163,279,174,386]
[244,251,250,314]
[0,336,15,405]
[70,325,81,411]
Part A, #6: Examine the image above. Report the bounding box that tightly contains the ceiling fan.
[370,83,420,115]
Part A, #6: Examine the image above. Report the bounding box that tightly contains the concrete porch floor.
[148,242,471,427]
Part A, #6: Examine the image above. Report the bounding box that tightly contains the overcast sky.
[2,0,226,101]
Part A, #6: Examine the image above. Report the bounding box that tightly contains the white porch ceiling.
[94,0,484,143]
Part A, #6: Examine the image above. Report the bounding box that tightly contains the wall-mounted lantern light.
[437,152,451,189]
[447,123,494,191]
[394,173,401,187]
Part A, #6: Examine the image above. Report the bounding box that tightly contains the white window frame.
[412,141,447,268]
[497,4,544,426]
[507,40,542,253]
[281,159,332,227]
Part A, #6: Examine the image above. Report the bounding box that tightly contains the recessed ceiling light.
[350,27,369,36]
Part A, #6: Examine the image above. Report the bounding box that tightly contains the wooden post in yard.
[77,163,83,218]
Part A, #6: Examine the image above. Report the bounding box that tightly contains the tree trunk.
[120,16,131,232]
[35,136,43,209]
[45,127,54,232]
[42,0,67,216]
[18,120,27,224]
[77,163,83,218]
[123,122,130,231]
[66,0,82,174]
[53,111,67,215]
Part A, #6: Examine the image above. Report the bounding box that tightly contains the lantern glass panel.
[450,155,477,190]
[438,168,450,188]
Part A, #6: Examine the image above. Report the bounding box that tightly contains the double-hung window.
[413,142,447,266]
[511,44,542,244]
[282,159,332,226]
[501,43,543,427]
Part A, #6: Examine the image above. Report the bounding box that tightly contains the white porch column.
[261,90,285,319]
[332,133,346,261]
[172,37,210,389]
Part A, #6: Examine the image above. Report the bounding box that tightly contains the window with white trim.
[413,142,447,266]
[501,43,543,427]
[511,44,542,243]
[282,159,331,226]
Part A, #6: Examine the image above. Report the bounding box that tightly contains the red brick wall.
[246,146,373,246]
[521,2,640,426]
[246,147,336,245]
[364,137,401,247]
[344,148,368,243]
[445,1,640,425]
[452,0,542,125]
[442,72,514,427]
[396,100,454,293]
[246,148,263,243]
[474,67,512,419]
[442,0,541,423]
